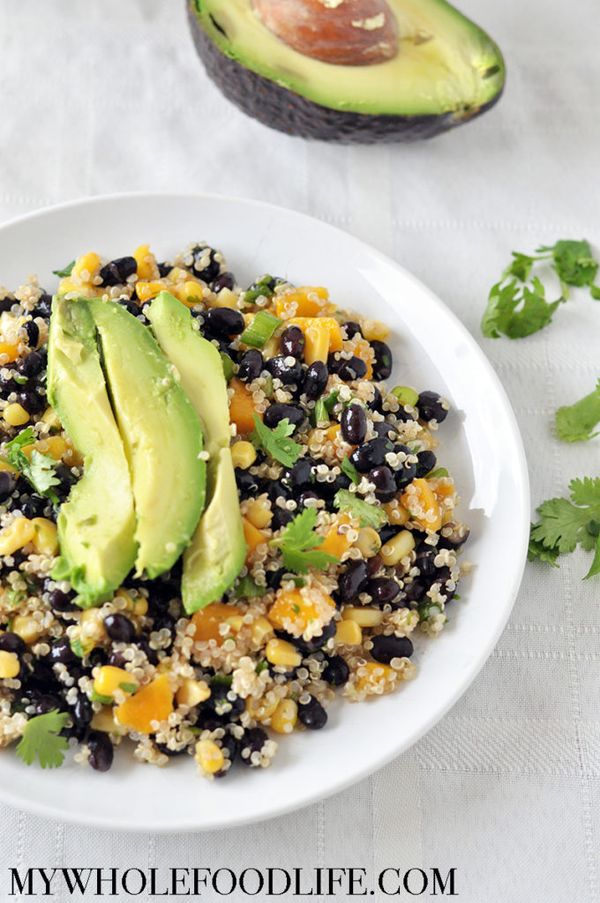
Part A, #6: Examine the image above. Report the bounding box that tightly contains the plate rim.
[0,191,530,832]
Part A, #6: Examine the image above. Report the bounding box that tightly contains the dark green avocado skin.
[187,2,503,144]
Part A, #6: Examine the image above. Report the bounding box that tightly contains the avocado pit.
[251,0,399,65]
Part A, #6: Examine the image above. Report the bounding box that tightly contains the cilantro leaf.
[251,416,302,468]
[340,456,360,485]
[52,260,76,278]
[504,252,538,283]
[4,429,60,501]
[236,575,266,598]
[537,240,598,289]
[555,380,600,443]
[529,478,600,577]
[334,489,389,529]
[15,710,70,769]
[481,278,564,340]
[271,508,338,574]
[585,534,600,580]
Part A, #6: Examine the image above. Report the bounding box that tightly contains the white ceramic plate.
[0,194,529,832]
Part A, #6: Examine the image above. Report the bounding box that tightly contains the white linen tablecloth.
[0,1,599,900]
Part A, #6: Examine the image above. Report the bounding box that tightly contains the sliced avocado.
[188,0,505,142]
[147,292,246,612]
[47,298,137,605]
[88,299,206,579]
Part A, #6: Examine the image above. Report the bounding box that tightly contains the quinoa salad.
[0,242,470,779]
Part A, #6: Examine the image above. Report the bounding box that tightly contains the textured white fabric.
[0,1,599,900]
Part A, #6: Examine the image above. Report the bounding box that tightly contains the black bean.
[49,637,78,666]
[88,731,114,772]
[298,489,319,508]
[18,494,48,519]
[337,356,367,382]
[343,321,362,339]
[402,579,427,603]
[314,472,350,502]
[135,637,159,666]
[416,450,437,478]
[264,403,305,431]
[212,271,235,292]
[280,326,305,359]
[338,560,369,602]
[350,437,393,473]
[438,523,470,550]
[265,567,285,590]
[298,696,328,730]
[416,550,437,578]
[235,469,263,499]
[371,635,414,664]
[417,391,448,424]
[237,349,263,383]
[54,464,77,498]
[369,465,397,502]
[265,355,303,386]
[155,741,186,758]
[240,727,269,765]
[0,471,16,502]
[370,341,393,380]
[368,386,384,412]
[108,650,128,669]
[17,390,45,414]
[104,613,136,643]
[286,457,313,487]
[0,632,25,655]
[18,351,44,378]
[367,578,400,606]
[0,297,14,313]
[192,245,221,283]
[47,587,77,612]
[366,554,383,577]
[394,446,418,488]
[34,293,53,319]
[87,648,109,669]
[216,733,238,775]
[28,692,64,716]
[70,693,93,739]
[379,525,400,544]
[341,403,367,445]
[372,421,395,440]
[323,655,350,687]
[99,256,137,286]
[208,682,245,719]
[24,320,39,348]
[303,361,328,400]
[203,307,244,337]
[271,507,294,530]
[280,620,336,655]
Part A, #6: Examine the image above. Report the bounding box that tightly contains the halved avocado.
[188,0,505,143]
[47,298,137,606]
[88,299,206,580]
[147,292,246,613]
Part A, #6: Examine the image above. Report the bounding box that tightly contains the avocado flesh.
[88,299,206,580]
[193,0,505,117]
[47,298,137,605]
[147,292,246,613]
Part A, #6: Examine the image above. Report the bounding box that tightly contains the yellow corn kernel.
[353,526,382,558]
[271,698,298,734]
[31,518,59,556]
[41,406,61,431]
[231,441,257,470]
[90,706,124,734]
[401,478,442,533]
[343,607,384,628]
[354,661,397,694]
[0,518,35,556]
[261,334,281,360]
[245,495,272,529]
[132,596,149,616]
[360,319,390,342]
[0,457,17,474]
[195,739,225,776]
[384,502,410,526]
[335,619,362,646]
[0,650,20,679]
[265,638,302,669]
[133,244,159,281]
[176,678,211,708]
[0,342,19,363]
[135,280,164,303]
[380,529,415,566]
[212,287,239,309]
[79,607,107,646]
[246,692,279,722]
[11,615,42,645]
[3,403,30,427]
[73,252,101,283]
[93,666,138,699]
[113,587,134,610]
[179,280,205,307]
[251,616,274,646]
[225,614,245,633]
[22,436,69,462]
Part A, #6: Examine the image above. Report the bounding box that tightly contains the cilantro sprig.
[528,477,600,579]
[16,710,70,769]
[251,415,302,468]
[555,381,600,443]
[482,239,600,340]
[271,508,338,574]
[334,489,389,530]
[52,260,75,278]
[4,428,60,502]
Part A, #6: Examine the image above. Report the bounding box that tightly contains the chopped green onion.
[392,386,419,407]
[53,260,75,278]
[240,311,282,348]
[313,398,329,425]
[220,352,235,381]
[428,467,449,478]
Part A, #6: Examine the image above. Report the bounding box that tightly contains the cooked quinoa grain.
[0,243,469,778]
